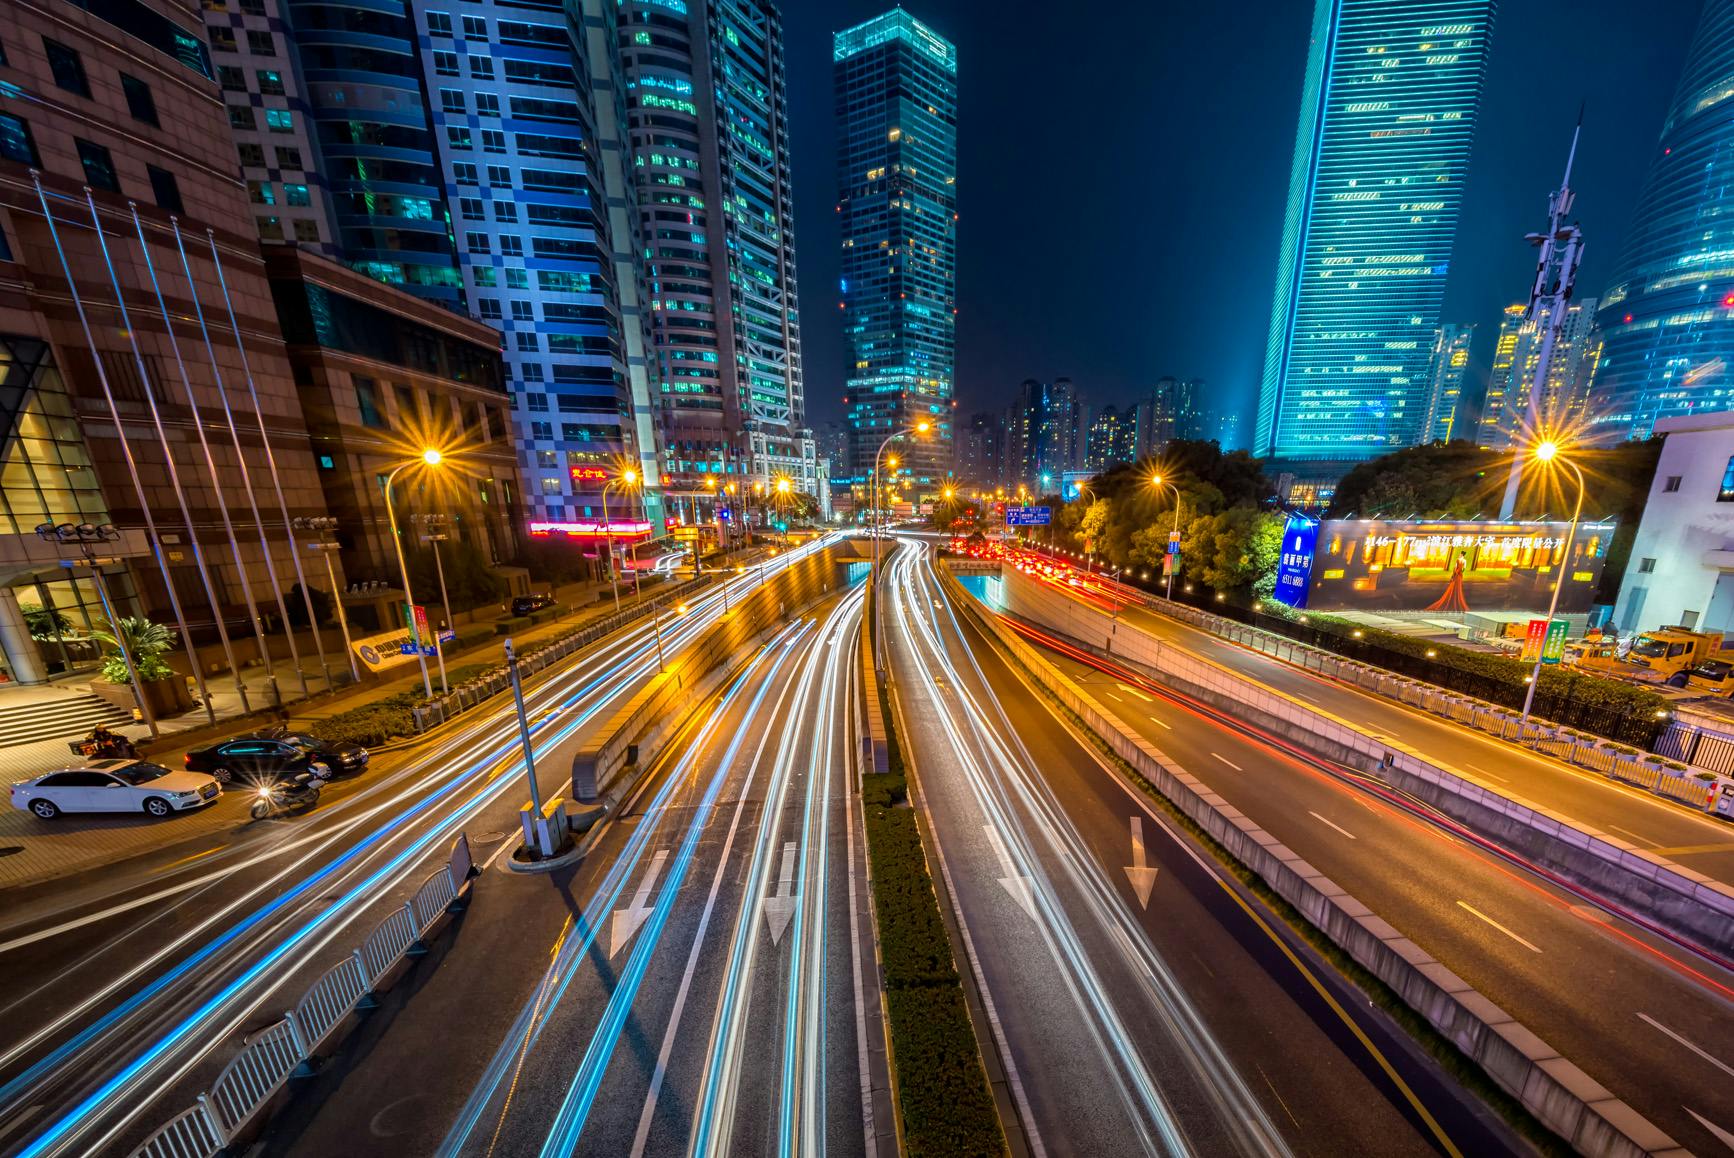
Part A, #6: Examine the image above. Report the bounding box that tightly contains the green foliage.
[93,616,178,684]
[494,616,533,635]
[19,603,71,640]
[1328,442,1503,518]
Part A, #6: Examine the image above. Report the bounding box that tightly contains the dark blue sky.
[782,0,1703,441]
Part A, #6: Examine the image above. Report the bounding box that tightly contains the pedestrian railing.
[410,577,708,733]
[127,835,474,1158]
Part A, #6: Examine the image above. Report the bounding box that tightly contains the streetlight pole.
[417,514,452,696]
[1519,441,1585,729]
[503,637,543,814]
[870,423,929,672]
[294,517,360,683]
[385,450,442,700]
[1151,474,1184,601]
[599,481,622,615]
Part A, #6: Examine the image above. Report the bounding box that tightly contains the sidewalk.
[0,575,671,891]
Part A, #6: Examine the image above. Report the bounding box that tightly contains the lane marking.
[1638,1013,1734,1079]
[1148,716,1172,730]
[1115,682,1153,703]
[1460,763,1508,784]
[151,846,225,874]
[1210,753,1243,772]
[1685,1107,1734,1150]
[1124,816,1158,908]
[982,824,1038,921]
[1456,901,1541,953]
[1104,691,1125,703]
[1608,825,1662,849]
[1307,811,1357,840]
[1648,842,1734,858]
[609,849,669,958]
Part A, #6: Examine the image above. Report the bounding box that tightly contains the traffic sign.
[1006,506,1051,526]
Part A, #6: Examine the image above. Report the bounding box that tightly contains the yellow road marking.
[1647,842,1734,857]
[152,845,223,873]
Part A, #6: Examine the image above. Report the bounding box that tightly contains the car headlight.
[173,790,200,800]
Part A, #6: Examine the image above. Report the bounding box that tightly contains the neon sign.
[569,466,610,483]
[528,520,652,538]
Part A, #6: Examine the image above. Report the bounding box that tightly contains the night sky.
[781,0,1704,441]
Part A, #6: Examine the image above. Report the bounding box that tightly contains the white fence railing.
[127,835,474,1158]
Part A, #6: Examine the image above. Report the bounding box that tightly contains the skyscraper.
[228,0,658,525]
[1477,299,1600,450]
[835,9,958,489]
[954,411,1006,488]
[1592,0,1734,441]
[1423,324,1475,442]
[1255,0,1496,463]
[1085,406,1136,471]
[618,0,815,497]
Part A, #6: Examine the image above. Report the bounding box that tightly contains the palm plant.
[93,616,178,684]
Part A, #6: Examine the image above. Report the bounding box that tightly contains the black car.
[263,727,370,775]
[184,731,366,783]
[511,592,556,617]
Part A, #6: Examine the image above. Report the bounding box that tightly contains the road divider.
[939,564,1681,1158]
[999,566,1734,963]
[128,834,476,1158]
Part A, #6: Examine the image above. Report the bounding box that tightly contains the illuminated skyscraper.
[1423,324,1474,442]
[1255,0,1496,463]
[1592,0,1734,441]
[1477,299,1599,450]
[835,9,957,488]
[619,0,816,497]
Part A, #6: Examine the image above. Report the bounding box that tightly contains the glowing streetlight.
[1518,437,1585,730]
[385,448,446,699]
[1148,472,1184,601]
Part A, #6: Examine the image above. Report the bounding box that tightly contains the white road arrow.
[983,824,1037,920]
[1125,816,1159,909]
[763,841,798,946]
[610,849,669,958]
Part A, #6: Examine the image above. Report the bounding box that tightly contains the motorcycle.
[69,730,138,760]
[249,771,323,819]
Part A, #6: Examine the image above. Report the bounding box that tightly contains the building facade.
[1085,405,1136,471]
[1477,299,1600,450]
[1423,323,1474,442]
[618,0,815,499]
[1611,410,1734,634]
[835,9,957,490]
[1592,0,1734,443]
[1255,0,1496,463]
[0,0,337,694]
[953,410,1004,489]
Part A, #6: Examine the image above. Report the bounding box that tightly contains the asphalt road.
[255,587,876,1157]
[1010,608,1734,1156]
[0,541,843,1158]
[1079,571,1734,887]
[885,539,1519,1157]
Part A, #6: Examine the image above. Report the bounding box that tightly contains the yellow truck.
[1623,628,1729,685]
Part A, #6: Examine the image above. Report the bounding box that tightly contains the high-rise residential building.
[1085,406,1137,471]
[1592,0,1734,442]
[1478,300,1600,450]
[1215,408,1243,450]
[229,0,658,528]
[954,411,1005,489]
[1005,377,1080,488]
[1423,324,1475,442]
[835,9,958,490]
[0,2,344,694]
[1158,376,1206,441]
[618,0,816,498]
[1255,0,1496,463]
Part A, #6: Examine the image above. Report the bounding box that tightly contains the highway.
[0,539,846,1158]
[1047,558,1734,888]
[883,538,1517,1157]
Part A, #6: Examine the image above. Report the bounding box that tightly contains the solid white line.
[1638,1013,1734,1079]
[1456,901,1542,953]
[1307,811,1357,840]
[1210,753,1243,772]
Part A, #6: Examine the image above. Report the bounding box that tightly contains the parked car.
[260,727,369,775]
[183,734,335,784]
[511,592,556,617]
[11,759,220,820]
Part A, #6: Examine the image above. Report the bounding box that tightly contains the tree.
[93,616,177,684]
[1134,508,1283,596]
[19,603,71,641]
[1327,441,1502,518]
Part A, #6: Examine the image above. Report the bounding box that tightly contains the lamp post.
[1149,473,1184,601]
[414,513,452,695]
[385,449,443,700]
[1519,439,1585,730]
[292,517,360,683]
[599,470,634,615]
[37,523,158,738]
[870,423,930,671]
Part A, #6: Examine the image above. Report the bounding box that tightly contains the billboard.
[1291,517,1614,614]
[1272,515,1318,609]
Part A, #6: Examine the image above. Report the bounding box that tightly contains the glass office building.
[834,10,957,489]
[1591,0,1734,442]
[1255,0,1495,463]
[1422,323,1473,443]
[619,0,817,497]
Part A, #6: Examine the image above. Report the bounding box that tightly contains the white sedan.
[10,759,222,820]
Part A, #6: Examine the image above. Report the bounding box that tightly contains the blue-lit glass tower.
[1591,0,1734,442]
[834,10,957,488]
[1255,0,1496,464]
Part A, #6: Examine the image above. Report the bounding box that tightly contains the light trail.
[8,539,839,1158]
[887,539,1293,1158]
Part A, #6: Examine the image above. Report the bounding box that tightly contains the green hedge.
[494,616,532,635]
[860,769,1002,1154]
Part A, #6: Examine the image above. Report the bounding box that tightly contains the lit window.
[265,108,294,133]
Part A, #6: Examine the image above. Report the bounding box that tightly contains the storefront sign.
[1273,515,1318,609]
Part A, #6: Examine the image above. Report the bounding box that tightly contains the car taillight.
[184,754,191,767]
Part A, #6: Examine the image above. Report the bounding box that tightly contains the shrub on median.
[494,616,533,635]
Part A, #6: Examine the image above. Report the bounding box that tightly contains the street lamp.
[292,516,361,683]
[1519,439,1586,730]
[413,513,453,695]
[598,467,639,614]
[385,448,444,700]
[1149,473,1184,601]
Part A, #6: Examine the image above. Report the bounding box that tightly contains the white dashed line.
[1456,901,1541,953]
[1308,811,1357,840]
[1210,753,1243,772]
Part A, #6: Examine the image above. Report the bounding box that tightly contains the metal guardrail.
[410,576,708,733]
[128,835,474,1158]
